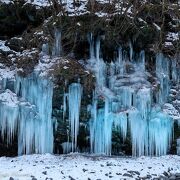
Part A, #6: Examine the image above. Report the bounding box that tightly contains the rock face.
[0,0,179,156]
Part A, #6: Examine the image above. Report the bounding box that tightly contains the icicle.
[149,107,173,156]
[116,46,124,75]
[68,83,82,151]
[129,40,133,61]
[135,88,151,120]
[128,108,148,156]
[88,33,95,59]
[42,43,49,56]
[95,37,106,87]
[63,93,67,119]
[139,50,145,71]
[156,53,170,104]
[118,87,134,108]
[113,112,128,142]
[90,96,114,155]
[0,89,19,144]
[52,29,62,56]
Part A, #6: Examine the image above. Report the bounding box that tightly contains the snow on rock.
[163,103,180,120]
[0,89,19,107]
[166,32,179,42]
[25,0,50,7]
[0,40,11,52]
[0,0,11,4]
[0,154,179,180]
[0,63,15,81]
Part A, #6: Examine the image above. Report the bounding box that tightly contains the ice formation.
[68,83,82,151]
[0,30,178,157]
[88,36,174,156]
[52,29,62,56]
[0,72,54,155]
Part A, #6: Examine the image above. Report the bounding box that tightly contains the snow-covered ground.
[0,154,180,180]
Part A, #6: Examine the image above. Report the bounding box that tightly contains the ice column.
[68,83,82,151]
[15,73,54,155]
[90,97,113,155]
[52,29,62,56]
[156,53,170,104]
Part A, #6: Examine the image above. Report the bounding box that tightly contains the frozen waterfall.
[88,36,174,156]
[0,73,54,155]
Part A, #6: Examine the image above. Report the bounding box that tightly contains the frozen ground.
[0,154,179,180]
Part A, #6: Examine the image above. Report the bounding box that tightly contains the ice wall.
[88,37,174,156]
[0,73,54,155]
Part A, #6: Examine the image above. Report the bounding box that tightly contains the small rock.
[123,173,133,178]
[42,171,47,175]
[69,176,75,180]
[116,173,122,175]
[146,175,152,179]
[82,169,88,172]
[32,178,37,180]
[9,178,14,180]
[152,174,157,176]
[128,170,140,175]
[106,162,113,166]
[163,171,169,177]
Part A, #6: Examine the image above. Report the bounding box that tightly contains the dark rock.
[32,178,37,180]
[146,175,152,179]
[82,168,88,172]
[128,170,140,175]
[42,171,47,175]
[116,173,122,175]
[106,162,113,166]
[9,178,14,180]
[69,176,76,180]
[123,173,133,178]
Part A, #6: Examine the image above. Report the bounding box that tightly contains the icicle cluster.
[0,73,54,155]
[88,36,174,156]
[63,83,82,152]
